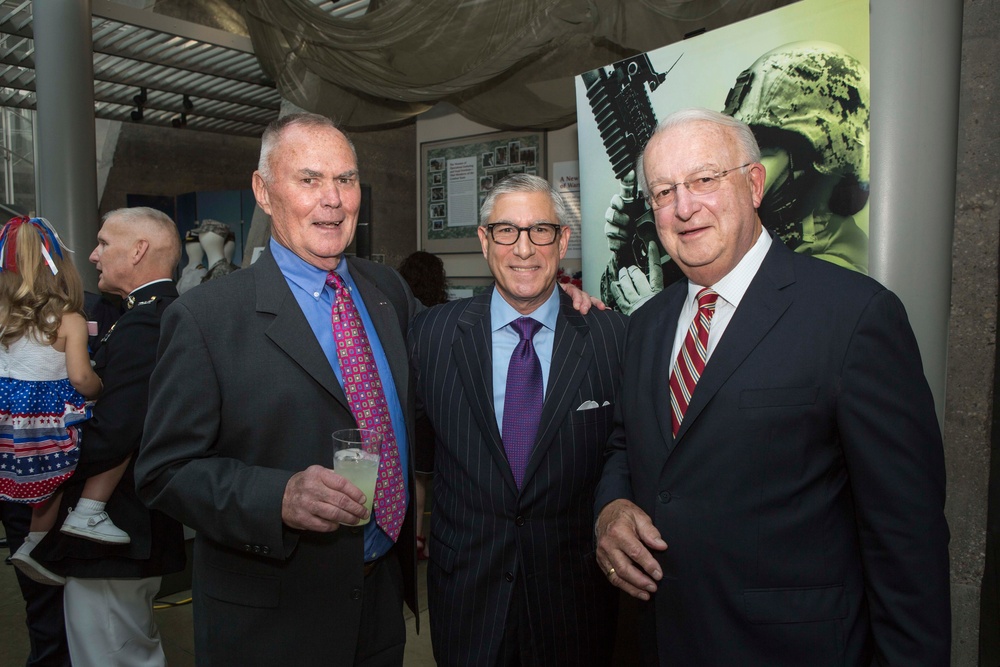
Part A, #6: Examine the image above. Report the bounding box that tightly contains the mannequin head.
[199,230,226,266]
[185,238,204,267]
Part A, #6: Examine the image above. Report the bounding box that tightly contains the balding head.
[90,207,180,297]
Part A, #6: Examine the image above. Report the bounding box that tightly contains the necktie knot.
[697,288,719,312]
[325,270,343,290]
[511,316,542,341]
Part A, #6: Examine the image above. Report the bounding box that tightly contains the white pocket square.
[576,400,600,411]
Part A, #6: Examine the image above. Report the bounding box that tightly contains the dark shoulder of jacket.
[350,257,411,313]
[412,296,475,336]
[790,250,886,304]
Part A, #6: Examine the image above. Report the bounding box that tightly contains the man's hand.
[560,281,606,314]
[596,499,667,601]
[281,465,369,532]
[609,240,664,315]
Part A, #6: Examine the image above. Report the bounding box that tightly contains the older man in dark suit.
[594,108,950,665]
[136,113,422,666]
[34,206,185,666]
[410,174,625,666]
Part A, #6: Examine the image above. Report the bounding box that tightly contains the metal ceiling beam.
[0,0,372,138]
[0,0,281,136]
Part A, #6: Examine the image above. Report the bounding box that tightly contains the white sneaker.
[11,536,65,586]
[60,508,131,545]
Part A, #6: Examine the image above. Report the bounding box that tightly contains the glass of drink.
[332,428,381,526]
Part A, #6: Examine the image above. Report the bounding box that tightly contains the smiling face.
[252,123,360,271]
[644,120,766,286]
[478,190,569,315]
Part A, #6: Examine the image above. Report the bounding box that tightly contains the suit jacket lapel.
[255,248,349,409]
[348,258,409,413]
[653,284,687,456]
[452,290,517,493]
[522,290,593,486]
[672,240,795,444]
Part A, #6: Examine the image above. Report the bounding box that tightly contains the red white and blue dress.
[0,332,89,504]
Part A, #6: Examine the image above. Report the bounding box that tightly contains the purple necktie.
[502,317,543,489]
[326,271,406,541]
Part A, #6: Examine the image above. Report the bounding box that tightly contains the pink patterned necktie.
[668,288,719,437]
[326,271,405,541]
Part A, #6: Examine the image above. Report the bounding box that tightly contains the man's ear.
[252,171,273,215]
[132,239,150,266]
[477,225,490,260]
[749,162,767,209]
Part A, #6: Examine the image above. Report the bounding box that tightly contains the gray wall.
[947,0,999,663]
[100,122,259,216]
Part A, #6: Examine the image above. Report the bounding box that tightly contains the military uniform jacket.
[36,280,186,579]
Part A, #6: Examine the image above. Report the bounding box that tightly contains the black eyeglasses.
[485,223,562,246]
[644,163,752,210]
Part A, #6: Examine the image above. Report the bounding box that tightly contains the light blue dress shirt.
[271,240,409,561]
[490,285,560,437]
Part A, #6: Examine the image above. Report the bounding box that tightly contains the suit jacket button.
[350,588,362,601]
[505,572,514,582]
[243,544,252,552]
[515,515,525,527]
[658,491,672,503]
[261,546,270,555]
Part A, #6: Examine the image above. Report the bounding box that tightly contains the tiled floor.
[0,534,435,666]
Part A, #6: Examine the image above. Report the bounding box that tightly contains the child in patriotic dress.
[0,217,129,586]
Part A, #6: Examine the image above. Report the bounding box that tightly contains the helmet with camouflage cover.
[724,41,870,190]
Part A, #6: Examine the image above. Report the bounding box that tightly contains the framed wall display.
[421,130,546,252]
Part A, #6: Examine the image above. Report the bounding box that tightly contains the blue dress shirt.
[271,240,409,561]
[490,285,560,437]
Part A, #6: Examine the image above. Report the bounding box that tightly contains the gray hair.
[257,112,357,183]
[635,107,762,194]
[479,173,567,227]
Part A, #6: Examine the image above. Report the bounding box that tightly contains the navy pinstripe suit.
[410,287,626,667]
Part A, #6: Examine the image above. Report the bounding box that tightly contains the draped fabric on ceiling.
[241,0,792,130]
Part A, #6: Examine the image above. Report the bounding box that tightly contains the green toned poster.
[575,0,869,314]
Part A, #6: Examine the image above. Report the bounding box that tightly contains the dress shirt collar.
[270,238,345,299]
[489,284,560,334]
[129,278,173,296]
[686,227,772,308]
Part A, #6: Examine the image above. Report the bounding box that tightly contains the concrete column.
[32,0,99,291]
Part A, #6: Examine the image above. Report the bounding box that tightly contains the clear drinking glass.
[332,428,381,526]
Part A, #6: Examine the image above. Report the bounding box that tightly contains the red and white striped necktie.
[668,288,719,437]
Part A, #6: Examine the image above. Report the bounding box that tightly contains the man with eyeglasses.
[593,108,950,665]
[409,173,626,666]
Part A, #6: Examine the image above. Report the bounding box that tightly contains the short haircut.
[257,112,357,183]
[636,107,762,195]
[103,207,181,270]
[478,173,567,227]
